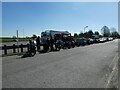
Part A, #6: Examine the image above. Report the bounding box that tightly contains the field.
[0,38,31,42]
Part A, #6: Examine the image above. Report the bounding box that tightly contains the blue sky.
[2,2,118,37]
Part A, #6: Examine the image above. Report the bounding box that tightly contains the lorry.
[41,30,74,51]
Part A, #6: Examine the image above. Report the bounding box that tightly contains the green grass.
[1,38,31,42]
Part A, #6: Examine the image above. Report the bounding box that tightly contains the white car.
[108,37,113,41]
[99,37,107,42]
[99,38,105,42]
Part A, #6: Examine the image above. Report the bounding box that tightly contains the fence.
[0,44,30,55]
[0,43,45,56]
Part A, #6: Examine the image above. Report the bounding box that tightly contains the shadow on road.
[21,49,62,58]
[21,52,32,58]
[21,50,48,58]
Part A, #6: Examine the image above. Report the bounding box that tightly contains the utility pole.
[84,26,88,33]
[23,29,24,38]
[17,30,19,52]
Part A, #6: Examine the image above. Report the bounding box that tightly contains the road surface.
[2,39,118,88]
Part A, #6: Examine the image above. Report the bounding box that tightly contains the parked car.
[86,38,94,45]
[92,35,100,43]
[108,37,113,41]
[99,38,105,43]
[93,38,100,43]
[103,37,108,42]
[80,38,87,46]
[75,38,87,46]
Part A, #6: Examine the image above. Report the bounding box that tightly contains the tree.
[26,36,30,39]
[74,33,78,38]
[83,30,93,38]
[84,32,88,38]
[111,31,119,38]
[101,26,110,37]
[32,34,37,39]
[109,27,120,38]
[94,31,99,35]
[87,30,93,38]
[12,36,16,39]
[79,32,84,38]
[110,27,116,33]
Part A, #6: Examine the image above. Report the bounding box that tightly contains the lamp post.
[84,26,88,33]
[23,29,24,38]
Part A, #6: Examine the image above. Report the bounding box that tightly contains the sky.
[2,2,118,37]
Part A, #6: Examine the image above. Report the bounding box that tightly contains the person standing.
[36,36,40,52]
[50,37,54,51]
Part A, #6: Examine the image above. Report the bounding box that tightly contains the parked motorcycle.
[55,40,62,51]
[29,45,36,56]
[29,40,36,56]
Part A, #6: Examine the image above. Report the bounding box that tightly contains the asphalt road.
[2,39,118,88]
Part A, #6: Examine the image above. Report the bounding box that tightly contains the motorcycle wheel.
[30,50,36,56]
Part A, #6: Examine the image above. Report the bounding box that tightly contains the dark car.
[93,38,100,43]
[75,38,87,46]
